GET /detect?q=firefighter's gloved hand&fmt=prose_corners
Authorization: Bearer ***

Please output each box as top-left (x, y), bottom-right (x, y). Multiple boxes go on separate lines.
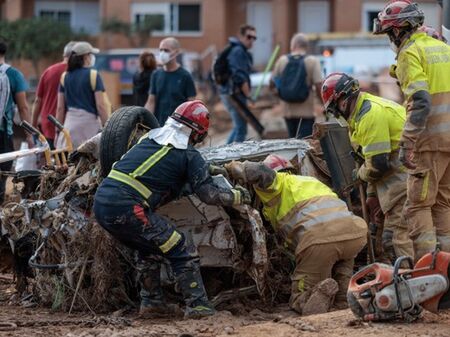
top-left (224, 161), bottom-right (247, 183)
top-left (352, 168), bottom-right (361, 183)
top-left (399, 146), bottom-right (416, 170)
top-left (209, 164), bottom-right (228, 177)
top-left (232, 185), bottom-right (252, 205)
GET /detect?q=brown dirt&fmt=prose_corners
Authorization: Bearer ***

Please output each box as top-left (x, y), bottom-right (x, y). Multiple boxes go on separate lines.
top-left (1, 274), bottom-right (450, 337)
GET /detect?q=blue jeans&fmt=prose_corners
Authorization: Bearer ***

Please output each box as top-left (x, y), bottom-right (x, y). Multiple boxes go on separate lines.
top-left (220, 94), bottom-right (247, 143)
top-left (284, 117), bottom-right (314, 139)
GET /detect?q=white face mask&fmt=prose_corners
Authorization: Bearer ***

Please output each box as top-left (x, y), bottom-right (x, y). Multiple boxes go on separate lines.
top-left (159, 51), bottom-right (171, 65)
top-left (389, 40), bottom-right (399, 54)
top-left (89, 54), bottom-right (96, 67)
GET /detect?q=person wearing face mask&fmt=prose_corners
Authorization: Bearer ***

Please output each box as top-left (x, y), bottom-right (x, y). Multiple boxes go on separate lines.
top-left (321, 72), bottom-right (413, 263)
top-left (144, 37), bottom-right (196, 126)
top-left (374, 1), bottom-right (450, 261)
top-left (55, 41), bottom-right (108, 149)
top-left (219, 24), bottom-right (256, 144)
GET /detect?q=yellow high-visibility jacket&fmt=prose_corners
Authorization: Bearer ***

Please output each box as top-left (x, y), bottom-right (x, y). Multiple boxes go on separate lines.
top-left (396, 31), bottom-right (450, 152)
top-left (254, 172), bottom-right (367, 253)
top-left (349, 92), bottom-right (407, 213)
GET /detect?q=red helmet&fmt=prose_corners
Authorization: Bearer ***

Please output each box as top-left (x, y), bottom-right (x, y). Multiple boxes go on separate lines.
top-left (418, 25), bottom-right (448, 43)
top-left (373, 1), bottom-right (424, 35)
top-left (171, 100), bottom-right (210, 143)
top-left (263, 154), bottom-right (294, 172)
top-left (321, 72), bottom-right (359, 117)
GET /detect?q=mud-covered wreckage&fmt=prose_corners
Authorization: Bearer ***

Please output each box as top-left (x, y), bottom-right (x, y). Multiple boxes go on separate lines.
top-left (0, 107), bottom-right (356, 313)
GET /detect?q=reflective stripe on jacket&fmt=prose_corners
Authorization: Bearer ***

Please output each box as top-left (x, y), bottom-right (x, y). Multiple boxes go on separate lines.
top-left (255, 173), bottom-right (367, 253)
top-left (349, 92), bottom-right (406, 158)
top-left (348, 93), bottom-right (407, 212)
top-left (396, 32), bottom-right (450, 152)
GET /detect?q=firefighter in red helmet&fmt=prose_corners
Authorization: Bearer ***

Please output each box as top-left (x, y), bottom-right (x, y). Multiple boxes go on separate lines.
top-left (94, 100), bottom-right (251, 319)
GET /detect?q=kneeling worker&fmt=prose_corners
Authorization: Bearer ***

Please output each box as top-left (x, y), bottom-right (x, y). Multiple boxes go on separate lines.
top-left (225, 155), bottom-right (367, 315)
top-left (94, 101), bottom-right (251, 318)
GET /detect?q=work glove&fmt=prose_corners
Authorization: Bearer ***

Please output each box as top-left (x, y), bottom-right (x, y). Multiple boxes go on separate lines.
top-left (352, 168), bottom-right (360, 183)
top-left (399, 146), bottom-right (416, 170)
top-left (232, 184), bottom-right (252, 205)
top-left (224, 161), bottom-right (247, 184)
top-left (209, 164), bottom-right (228, 177)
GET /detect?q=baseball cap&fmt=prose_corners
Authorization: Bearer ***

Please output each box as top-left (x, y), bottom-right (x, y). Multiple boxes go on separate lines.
top-left (72, 41), bottom-right (99, 55)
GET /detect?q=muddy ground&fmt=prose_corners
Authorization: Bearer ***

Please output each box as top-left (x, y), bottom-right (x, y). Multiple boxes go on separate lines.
top-left (1, 274), bottom-right (450, 337)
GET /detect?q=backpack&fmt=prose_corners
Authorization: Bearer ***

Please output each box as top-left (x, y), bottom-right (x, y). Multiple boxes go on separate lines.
top-left (212, 44), bottom-right (235, 85)
top-left (0, 64), bottom-right (11, 122)
top-left (60, 69), bottom-right (112, 115)
top-left (277, 54), bottom-right (310, 103)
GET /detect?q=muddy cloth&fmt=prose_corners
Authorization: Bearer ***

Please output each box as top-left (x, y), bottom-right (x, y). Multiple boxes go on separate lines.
top-left (290, 236), bottom-right (367, 314)
top-left (99, 138), bottom-right (236, 210)
top-left (404, 151), bottom-right (450, 261)
top-left (237, 162), bottom-right (367, 313)
top-left (394, 32), bottom-right (450, 261)
top-left (348, 92), bottom-right (413, 259)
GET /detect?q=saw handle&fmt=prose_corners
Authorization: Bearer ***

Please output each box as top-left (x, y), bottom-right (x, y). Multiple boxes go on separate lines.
top-left (20, 121), bottom-right (40, 137)
top-left (48, 115), bottom-right (64, 131)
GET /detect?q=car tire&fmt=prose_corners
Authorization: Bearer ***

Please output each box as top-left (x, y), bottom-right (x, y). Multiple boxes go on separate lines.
top-left (99, 106), bottom-right (159, 177)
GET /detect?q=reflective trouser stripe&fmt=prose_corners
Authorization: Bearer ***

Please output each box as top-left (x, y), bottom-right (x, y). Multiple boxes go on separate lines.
top-left (131, 145), bottom-right (172, 178)
top-left (108, 169), bottom-right (152, 199)
top-left (159, 231), bottom-right (182, 253)
top-left (430, 103), bottom-right (450, 115)
top-left (231, 189), bottom-right (241, 205)
top-left (278, 198), bottom-right (349, 240)
top-left (420, 171), bottom-right (430, 202)
top-left (363, 141), bottom-right (391, 155)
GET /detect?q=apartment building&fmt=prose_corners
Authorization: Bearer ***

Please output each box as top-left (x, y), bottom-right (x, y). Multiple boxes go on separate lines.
top-left (0, 0), bottom-right (443, 66)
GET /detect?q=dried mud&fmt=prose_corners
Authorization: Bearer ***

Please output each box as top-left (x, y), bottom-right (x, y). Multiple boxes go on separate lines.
top-left (1, 274), bottom-right (450, 337)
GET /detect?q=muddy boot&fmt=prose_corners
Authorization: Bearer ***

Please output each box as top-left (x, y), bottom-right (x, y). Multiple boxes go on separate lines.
top-left (301, 278), bottom-right (339, 316)
top-left (177, 268), bottom-right (216, 319)
top-left (138, 261), bottom-right (182, 318)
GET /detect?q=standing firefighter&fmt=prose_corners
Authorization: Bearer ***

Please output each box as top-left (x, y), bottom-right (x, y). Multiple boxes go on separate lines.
top-left (374, 1), bottom-right (450, 260)
top-left (321, 72), bottom-right (413, 261)
top-left (225, 155), bottom-right (367, 315)
top-left (94, 101), bottom-right (251, 318)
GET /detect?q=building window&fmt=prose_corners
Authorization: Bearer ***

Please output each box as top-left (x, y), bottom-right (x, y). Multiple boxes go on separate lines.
top-left (35, 1), bottom-right (100, 34)
top-left (131, 3), bottom-right (201, 35)
top-left (177, 4), bottom-right (201, 32)
top-left (366, 11), bottom-right (378, 32)
top-left (135, 14), bottom-right (165, 31)
top-left (39, 10), bottom-right (71, 26)
top-left (298, 1), bottom-right (330, 33)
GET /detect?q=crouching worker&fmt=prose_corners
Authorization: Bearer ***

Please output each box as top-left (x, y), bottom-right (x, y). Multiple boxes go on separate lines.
top-left (321, 72), bottom-right (413, 262)
top-left (94, 101), bottom-right (251, 319)
top-left (225, 155), bottom-right (367, 315)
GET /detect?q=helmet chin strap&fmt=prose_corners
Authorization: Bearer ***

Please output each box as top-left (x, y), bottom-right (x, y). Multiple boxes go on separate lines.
top-left (389, 27), bottom-right (414, 48)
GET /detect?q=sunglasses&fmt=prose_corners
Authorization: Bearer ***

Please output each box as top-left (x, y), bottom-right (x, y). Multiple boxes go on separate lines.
top-left (246, 34), bottom-right (257, 41)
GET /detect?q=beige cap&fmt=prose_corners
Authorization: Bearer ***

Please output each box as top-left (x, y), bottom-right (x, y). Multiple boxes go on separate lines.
top-left (72, 41), bottom-right (99, 55)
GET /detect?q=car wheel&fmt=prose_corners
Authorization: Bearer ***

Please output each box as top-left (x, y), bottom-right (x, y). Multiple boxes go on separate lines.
top-left (99, 106), bottom-right (159, 177)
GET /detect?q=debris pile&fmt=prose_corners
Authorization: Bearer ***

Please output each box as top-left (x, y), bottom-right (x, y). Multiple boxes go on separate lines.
top-left (1, 157), bottom-right (135, 312)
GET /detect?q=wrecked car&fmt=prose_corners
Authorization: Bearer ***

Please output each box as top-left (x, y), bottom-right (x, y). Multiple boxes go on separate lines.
top-left (0, 106), bottom-right (355, 313)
